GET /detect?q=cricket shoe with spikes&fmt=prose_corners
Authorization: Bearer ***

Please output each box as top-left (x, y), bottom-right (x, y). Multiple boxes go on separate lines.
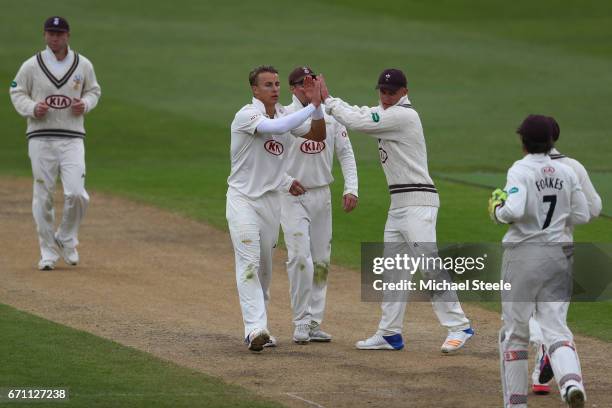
top-left (356, 333), bottom-right (404, 350)
top-left (441, 327), bottom-right (474, 353)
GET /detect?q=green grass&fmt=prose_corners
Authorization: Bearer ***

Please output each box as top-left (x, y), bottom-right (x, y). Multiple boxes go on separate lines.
top-left (1, 0), bottom-right (611, 399)
top-left (0, 304), bottom-right (283, 408)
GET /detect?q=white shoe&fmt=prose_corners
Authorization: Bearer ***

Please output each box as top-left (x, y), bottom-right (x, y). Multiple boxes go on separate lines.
top-left (293, 324), bottom-right (310, 344)
top-left (309, 322), bottom-right (332, 342)
top-left (246, 328), bottom-right (270, 352)
top-left (565, 386), bottom-right (585, 408)
top-left (55, 238), bottom-right (79, 266)
top-left (355, 333), bottom-right (404, 350)
top-left (263, 335), bottom-right (277, 348)
top-left (38, 259), bottom-right (56, 271)
top-left (441, 327), bottom-right (474, 353)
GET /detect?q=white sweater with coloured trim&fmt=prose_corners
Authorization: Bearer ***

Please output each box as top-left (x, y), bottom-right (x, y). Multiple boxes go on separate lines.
top-left (9, 48), bottom-right (101, 139)
top-left (325, 95), bottom-right (439, 209)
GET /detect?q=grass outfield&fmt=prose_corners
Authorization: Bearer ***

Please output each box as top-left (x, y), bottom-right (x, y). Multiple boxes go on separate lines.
top-left (0, 304), bottom-right (283, 408)
top-left (0, 0), bottom-right (610, 345)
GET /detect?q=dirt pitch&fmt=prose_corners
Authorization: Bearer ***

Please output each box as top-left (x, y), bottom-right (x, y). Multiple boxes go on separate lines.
top-left (0, 177), bottom-right (609, 408)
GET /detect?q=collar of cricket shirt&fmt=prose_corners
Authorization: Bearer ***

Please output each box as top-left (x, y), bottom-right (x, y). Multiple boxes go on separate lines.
top-left (378, 95), bottom-right (410, 109)
top-left (292, 94), bottom-right (305, 109)
top-left (43, 45), bottom-right (74, 63)
top-left (252, 97), bottom-right (285, 118)
top-left (526, 153), bottom-right (550, 162)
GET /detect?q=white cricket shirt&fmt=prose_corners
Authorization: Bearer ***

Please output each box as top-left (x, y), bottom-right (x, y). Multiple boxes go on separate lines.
top-left (227, 97), bottom-right (310, 199)
top-left (284, 95), bottom-right (358, 196)
top-left (496, 154), bottom-right (590, 243)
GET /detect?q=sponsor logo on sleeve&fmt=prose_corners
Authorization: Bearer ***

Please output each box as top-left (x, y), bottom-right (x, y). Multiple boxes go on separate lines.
top-left (508, 187), bottom-right (519, 194)
top-left (300, 140), bottom-right (326, 154)
top-left (371, 112), bottom-right (380, 122)
top-left (264, 139), bottom-right (284, 156)
top-left (10, 81), bottom-right (17, 88)
top-left (45, 95), bottom-right (72, 109)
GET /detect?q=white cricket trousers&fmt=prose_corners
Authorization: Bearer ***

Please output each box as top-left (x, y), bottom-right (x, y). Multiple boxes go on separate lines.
top-left (226, 187), bottom-right (281, 339)
top-left (499, 246), bottom-right (584, 408)
top-left (28, 138), bottom-right (89, 261)
top-left (280, 186), bottom-right (332, 326)
top-left (377, 205), bottom-right (470, 336)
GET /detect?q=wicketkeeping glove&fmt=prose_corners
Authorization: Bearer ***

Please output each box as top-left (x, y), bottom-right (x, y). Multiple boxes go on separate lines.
top-left (488, 188), bottom-right (508, 223)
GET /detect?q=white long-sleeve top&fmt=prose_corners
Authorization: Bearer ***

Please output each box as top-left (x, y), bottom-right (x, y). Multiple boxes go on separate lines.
top-left (284, 95), bottom-right (358, 196)
top-left (495, 154), bottom-right (590, 243)
top-left (9, 46), bottom-right (101, 139)
top-left (325, 95), bottom-right (438, 209)
top-left (550, 148), bottom-right (602, 220)
top-left (228, 97), bottom-right (314, 199)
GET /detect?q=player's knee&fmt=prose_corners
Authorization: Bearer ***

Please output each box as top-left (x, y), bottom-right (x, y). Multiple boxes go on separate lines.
top-left (285, 231), bottom-right (310, 254)
top-left (288, 251), bottom-right (311, 268)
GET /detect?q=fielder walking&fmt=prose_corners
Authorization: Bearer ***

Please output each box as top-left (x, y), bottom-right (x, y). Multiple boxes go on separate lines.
top-left (9, 16), bottom-right (101, 270)
top-left (227, 66), bottom-right (325, 352)
top-left (319, 69), bottom-right (473, 352)
top-left (490, 115), bottom-right (590, 408)
top-left (281, 66), bottom-right (358, 344)
top-left (528, 116), bottom-right (602, 395)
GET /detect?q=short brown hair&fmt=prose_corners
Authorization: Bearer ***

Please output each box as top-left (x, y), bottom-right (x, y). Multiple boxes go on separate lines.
top-left (249, 65), bottom-right (278, 86)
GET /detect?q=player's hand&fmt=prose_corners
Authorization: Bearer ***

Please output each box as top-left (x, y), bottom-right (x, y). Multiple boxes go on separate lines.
top-left (71, 98), bottom-right (86, 115)
top-left (342, 193), bottom-right (358, 212)
top-left (34, 101), bottom-right (49, 118)
top-left (318, 74), bottom-right (330, 101)
top-left (303, 76), bottom-right (320, 107)
top-left (289, 180), bottom-right (306, 196)
top-left (488, 188), bottom-right (508, 223)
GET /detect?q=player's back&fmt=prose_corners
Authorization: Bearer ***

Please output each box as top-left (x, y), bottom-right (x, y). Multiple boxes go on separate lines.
top-left (501, 154), bottom-right (588, 243)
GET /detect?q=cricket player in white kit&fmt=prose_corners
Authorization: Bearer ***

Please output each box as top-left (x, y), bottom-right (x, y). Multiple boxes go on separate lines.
top-left (281, 66), bottom-right (358, 344)
top-left (227, 66), bottom-right (326, 352)
top-left (490, 115), bottom-right (590, 408)
top-left (528, 117), bottom-right (602, 395)
top-left (319, 69), bottom-right (473, 352)
top-left (9, 16), bottom-right (101, 270)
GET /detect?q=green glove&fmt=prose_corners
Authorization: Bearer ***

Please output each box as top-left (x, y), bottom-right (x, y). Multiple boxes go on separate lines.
top-left (488, 188), bottom-right (508, 223)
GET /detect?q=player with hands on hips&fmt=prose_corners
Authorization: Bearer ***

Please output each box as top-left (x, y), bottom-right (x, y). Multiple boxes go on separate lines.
top-left (281, 66), bottom-right (359, 344)
top-left (226, 65), bottom-right (325, 352)
top-left (318, 70), bottom-right (474, 353)
top-left (9, 16), bottom-right (101, 271)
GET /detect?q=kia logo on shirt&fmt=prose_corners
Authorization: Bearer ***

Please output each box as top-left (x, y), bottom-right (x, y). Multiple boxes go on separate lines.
top-left (300, 140), bottom-right (326, 154)
top-left (542, 166), bottom-right (555, 175)
top-left (45, 95), bottom-right (72, 109)
top-left (264, 140), bottom-right (284, 156)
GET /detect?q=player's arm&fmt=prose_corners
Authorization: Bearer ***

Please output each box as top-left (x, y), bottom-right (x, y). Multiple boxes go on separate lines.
top-left (334, 124), bottom-right (359, 211)
top-left (319, 74), bottom-right (405, 137)
top-left (9, 62), bottom-right (38, 118)
top-left (574, 161), bottom-right (602, 219)
top-left (324, 97), bottom-right (406, 136)
top-left (79, 60), bottom-right (101, 114)
top-left (256, 105), bottom-right (316, 134)
top-left (492, 167), bottom-right (527, 224)
top-left (291, 76), bottom-right (325, 141)
top-left (568, 171), bottom-right (590, 226)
